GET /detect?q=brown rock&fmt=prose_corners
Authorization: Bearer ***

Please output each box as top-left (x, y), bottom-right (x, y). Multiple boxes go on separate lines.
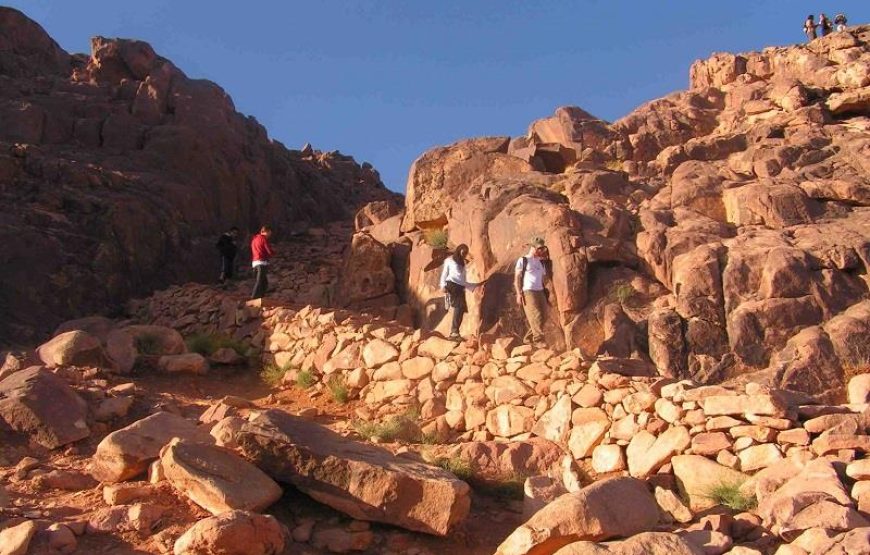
top-left (0, 520), bottom-right (37, 555)
top-left (173, 510), bottom-right (287, 555)
top-left (495, 477), bottom-right (659, 555)
top-left (213, 410), bottom-right (470, 536)
top-left (626, 426), bottom-right (690, 478)
top-left (159, 439), bottom-right (282, 515)
top-left (554, 532), bottom-right (704, 555)
top-left (157, 353), bottom-right (209, 374)
top-left (0, 366), bottom-right (90, 448)
top-left (91, 411), bottom-right (214, 482)
top-left (36, 330), bottom-right (111, 368)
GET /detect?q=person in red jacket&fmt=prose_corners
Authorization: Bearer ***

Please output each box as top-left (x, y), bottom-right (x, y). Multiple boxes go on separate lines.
top-left (250, 225), bottom-right (274, 299)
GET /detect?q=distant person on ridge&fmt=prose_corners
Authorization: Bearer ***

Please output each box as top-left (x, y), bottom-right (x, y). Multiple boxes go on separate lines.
top-left (514, 237), bottom-right (552, 347)
top-left (834, 13), bottom-right (847, 32)
top-left (439, 244), bottom-right (481, 341)
top-left (804, 15), bottom-right (818, 41)
top-left (250, 225), bottom-right (274, 300)
top-left (216, 226), bottom-right (239, 285)
top-left (819, 13), bottom-right (833, 36)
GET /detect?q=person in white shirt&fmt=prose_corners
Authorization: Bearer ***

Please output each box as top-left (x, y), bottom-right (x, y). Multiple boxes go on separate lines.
top-left (440, 244), bottom-right (480, 340)
top-left (514, 237), bottom-right (551, 346)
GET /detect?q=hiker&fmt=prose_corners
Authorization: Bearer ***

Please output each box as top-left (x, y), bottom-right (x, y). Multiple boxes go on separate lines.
top-left (250, 225), bottom-right (274, 300)
top-left (514, 237), bottom-right (552, 347)
top-left (216, 226), bottom-right (240, 284)
top-left (819, 13), bottom-right (833, 36)
top-left (439, 244), bottom-right (481, 341)
top-left (834, 13), bottom-right (847, 32)
top-left (804, 15), bottom-right (817, 41)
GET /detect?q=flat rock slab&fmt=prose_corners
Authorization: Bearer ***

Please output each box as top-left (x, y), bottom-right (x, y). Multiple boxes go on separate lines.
top-left (214, 409), bottom-right (470, 536)
top-left (160, 438), bottom-right (282, 515)
top-left (0, 366), bottom-right (90, 448)
top-left (91, 411), bottom-right (215, 482)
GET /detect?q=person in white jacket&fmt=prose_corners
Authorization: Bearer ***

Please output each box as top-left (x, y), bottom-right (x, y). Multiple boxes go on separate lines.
top-left (440, 244), bottom-right (480, 340)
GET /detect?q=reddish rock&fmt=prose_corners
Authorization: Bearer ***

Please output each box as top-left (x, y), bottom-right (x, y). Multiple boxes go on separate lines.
top-left (0, 366), bottom-right (90, 448)
top-left (213, 410), bottom-right (470, 536)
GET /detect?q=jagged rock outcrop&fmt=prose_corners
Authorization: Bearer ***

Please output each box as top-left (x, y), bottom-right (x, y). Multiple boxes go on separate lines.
top-left (392, 26), bottom-right (870, 400)
top-left (0, 7), bottom-right (400, 345)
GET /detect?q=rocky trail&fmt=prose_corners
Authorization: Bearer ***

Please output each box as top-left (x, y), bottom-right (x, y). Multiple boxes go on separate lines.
top-left (3, 6), bottom-right (870, 555)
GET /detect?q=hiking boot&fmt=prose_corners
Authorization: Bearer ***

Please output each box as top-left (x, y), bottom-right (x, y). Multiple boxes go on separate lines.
top-left (448, 333), bottom-right (463, 341)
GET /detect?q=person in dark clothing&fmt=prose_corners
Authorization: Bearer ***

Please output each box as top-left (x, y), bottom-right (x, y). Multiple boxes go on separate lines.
top-left (439, 244), bottom-right (481, 340)
top-left (819, 13), bottom-right (833, 36)
top-left (216, 227), bottom-right (240, 284)
top-left (250, 225), bottom-right (274, 300)
top-left (834, 13), bottom-right (848, 32)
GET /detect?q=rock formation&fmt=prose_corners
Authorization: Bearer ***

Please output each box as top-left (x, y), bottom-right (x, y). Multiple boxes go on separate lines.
top-left (0, 7), bottom-right (400, 345)
top-left (356, 26), bottom-right (870, 401)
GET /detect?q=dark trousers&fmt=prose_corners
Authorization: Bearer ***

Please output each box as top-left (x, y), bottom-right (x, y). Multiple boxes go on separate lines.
top-left (219, 255), bottom-right (235, 281)
top-left (445, 281), bottom-right (467, 335)
top-left (251, 265), bottom-right (268, 299)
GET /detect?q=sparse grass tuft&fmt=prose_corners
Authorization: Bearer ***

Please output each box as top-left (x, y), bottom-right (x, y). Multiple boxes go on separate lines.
top-left (135, 333), bottom-right (162, 355)
top-left (186, 333), bottom-right (248, 357)
top-left (433, 456), bottom-right (475, 481)
top-left (295, 369), bottom-right (317, 389)
top-left (706, 481), bottom-right (757, 512)
top-left (259, 362), bottom-right (289, 386)
top-left (842, 336), bottom-right (870, 382)
top-left (327, 375), bottom-right (350, 404)
top-left (611, 281), bottom-right (636, 305)
top-left (424, 228), bottom-right (449, 249)
top-left (604, 159), bottom-right (624, 171)
top-left (353, 408), bottom-right (422, 443)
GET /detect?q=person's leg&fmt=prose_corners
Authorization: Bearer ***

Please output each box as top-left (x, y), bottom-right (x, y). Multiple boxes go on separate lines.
top-left (450, 291), bottom-right (466, 337)
top-left (251, 266), bottom-right (266, 299)
top-left (523, 290), bottom-right (545, 343)
top-left (219, 256), bottom-right (229, 283)
top-left (226, 255), bottom-right (235, 280)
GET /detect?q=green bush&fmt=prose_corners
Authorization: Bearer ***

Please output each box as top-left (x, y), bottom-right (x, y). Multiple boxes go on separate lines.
top-left (134, 333), bottom-right (162, 355)
top-left (353, 408), bottom-right (422, 443)
top-left (433, 456), bottom-right (475, 481)
top-left (295, 369), bottom-right (317, 389)
top-left (259, 363), bottom-right (288, 386)
top-left (186, 333), bottom-right (248, 357)
top-left (612, 282), bottom-right (636, 305)
top-left (424, 228), bottom-right (448, 249)
top-left (327, 375), bottom-right (349, 404)
top-left (706, 481), bottom-right (757, 511)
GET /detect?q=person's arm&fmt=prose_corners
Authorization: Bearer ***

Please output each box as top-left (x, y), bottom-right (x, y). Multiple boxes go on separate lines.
top-left (264, 239), bottom-right (275, 258)
top-left (514, 258), bottom-right (524, 305)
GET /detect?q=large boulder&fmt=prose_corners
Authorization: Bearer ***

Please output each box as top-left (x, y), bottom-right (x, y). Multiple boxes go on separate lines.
top-left (212, 410), bottom-right (470, 536)
top-left (159, 438), bottom-right (282, 515)
top-left (36, 330), bottom-right (112, 368)
top-left (495, 477), bottom-right (659, 555)
top-left (173, 510), bottom-right (287, 555)
top-left (0, 366), bottom-right (89, 448)
top-left (334, 232), bottom-right (396, 307)
top-left (91, 412), bottom-right (215, 482)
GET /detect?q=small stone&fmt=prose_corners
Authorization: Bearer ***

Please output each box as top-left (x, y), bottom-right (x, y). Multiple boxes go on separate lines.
top-left (591, 444), bottom-right (626, 474)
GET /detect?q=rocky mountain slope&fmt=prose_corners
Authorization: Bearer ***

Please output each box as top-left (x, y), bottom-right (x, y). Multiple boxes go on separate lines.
top-left (359, 26), bottom-right (870, 401)
top-left (0, 7), bottom-right (400, 346)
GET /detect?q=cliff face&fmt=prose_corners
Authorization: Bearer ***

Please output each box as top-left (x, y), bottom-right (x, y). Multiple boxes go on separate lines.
top-left (385, 26), bottom-right (870, 400)
top-left (0, 8), bottom-right (400, 345)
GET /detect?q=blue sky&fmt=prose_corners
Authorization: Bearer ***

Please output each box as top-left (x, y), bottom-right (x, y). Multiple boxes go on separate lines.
top-left (8, 1), bottom-right (867, 192)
